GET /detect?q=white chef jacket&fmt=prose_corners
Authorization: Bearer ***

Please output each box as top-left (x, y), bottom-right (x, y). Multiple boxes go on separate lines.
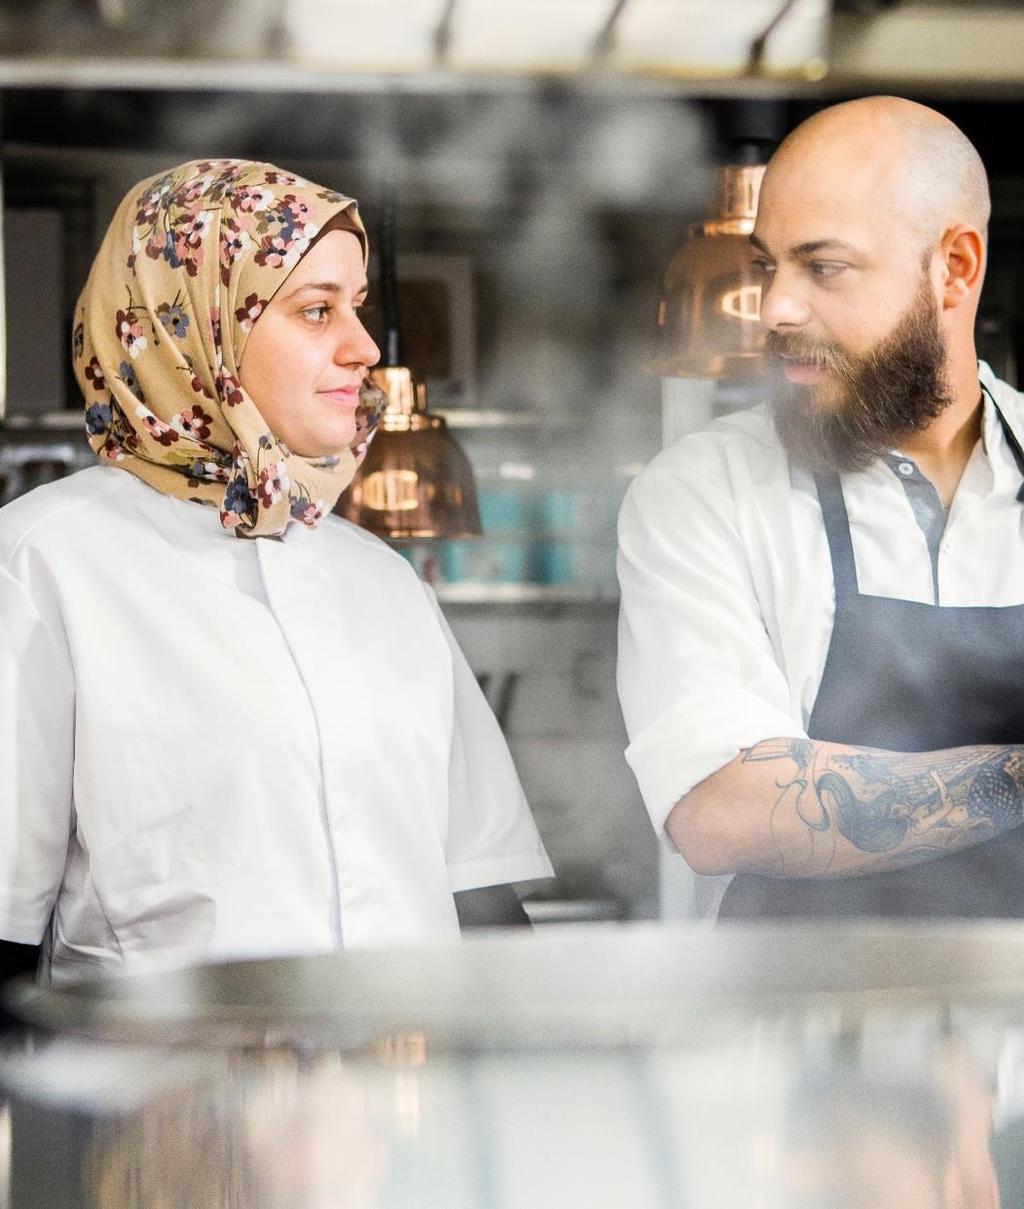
top-left (0, 464), bottom-right (552, 984)
top-left (617, 363), bottom-right (1024, 910)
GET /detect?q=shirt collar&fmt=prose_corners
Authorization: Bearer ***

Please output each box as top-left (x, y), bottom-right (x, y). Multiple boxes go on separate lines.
top-left (144, 480), bottom-right (311, 548)
top-left (858, 362), bottom-right (1022, 499)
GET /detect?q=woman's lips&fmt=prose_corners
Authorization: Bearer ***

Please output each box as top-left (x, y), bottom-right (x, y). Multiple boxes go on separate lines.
top-left (782, 360), bottom-right (827, 386)
top-left (319, 386), bottom-right (361, 407)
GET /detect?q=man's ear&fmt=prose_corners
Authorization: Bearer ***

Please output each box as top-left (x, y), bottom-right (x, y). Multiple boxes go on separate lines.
top-left (939, 224), bottom-right (985, 311)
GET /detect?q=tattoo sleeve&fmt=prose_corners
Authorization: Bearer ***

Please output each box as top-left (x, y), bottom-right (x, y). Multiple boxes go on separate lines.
top-left (740, 739), bottom-right (1024, 877)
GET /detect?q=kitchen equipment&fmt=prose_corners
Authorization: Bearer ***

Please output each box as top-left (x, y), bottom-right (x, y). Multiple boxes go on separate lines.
top-left (440, 537), bottom-right (530, 585)
top-left (13, 922), bottom-right (1024, 1048)
top-left (0, 422), bottom-right (93, 505)
top-left (2, 923), bottom-right (1024, 1199)
top-left (3, 923), bottom-right (1024, 1207)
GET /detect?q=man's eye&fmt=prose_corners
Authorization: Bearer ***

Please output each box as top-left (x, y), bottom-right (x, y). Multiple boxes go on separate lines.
top-left (750, 258), bottom-right (775, 276)
top-left (302, 304), bottom-right (330, 323)
top-left (809, 261), bottom-right (847, 279)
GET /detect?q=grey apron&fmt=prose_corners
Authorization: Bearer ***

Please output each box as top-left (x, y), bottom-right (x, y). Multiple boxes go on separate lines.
top-left (720, 405), bottom-right (1024, 919)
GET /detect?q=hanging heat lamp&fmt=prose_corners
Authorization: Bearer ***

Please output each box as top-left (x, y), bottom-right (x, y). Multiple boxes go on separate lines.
top-left (651, 153), bottom-right (767, 380)
top-left (338, 188), bottom-right (482, 539)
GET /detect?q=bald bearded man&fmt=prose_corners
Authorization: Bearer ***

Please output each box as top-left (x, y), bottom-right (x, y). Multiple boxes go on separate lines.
top-left (617, 97), bottom-right (1024, 919)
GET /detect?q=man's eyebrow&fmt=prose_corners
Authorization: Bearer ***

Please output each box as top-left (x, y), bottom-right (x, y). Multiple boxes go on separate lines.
top-left (750, 234), bottom-right (863, 258)
top-left (791, 239), bottom-right (862, 257)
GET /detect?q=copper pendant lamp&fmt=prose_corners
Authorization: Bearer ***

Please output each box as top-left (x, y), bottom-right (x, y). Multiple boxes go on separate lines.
top-left (338, 189), bottom-right (481, 540)
top-left (651, 159), bottom-right (767, 380)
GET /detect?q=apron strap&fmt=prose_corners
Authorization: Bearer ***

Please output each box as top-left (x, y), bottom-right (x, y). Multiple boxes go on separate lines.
top-left (814, 385), bottom-right (1024, 603)
top-left (986, 385), bottom-right (1024, 499)
top-left (814, 472), bottom-right (860, 599)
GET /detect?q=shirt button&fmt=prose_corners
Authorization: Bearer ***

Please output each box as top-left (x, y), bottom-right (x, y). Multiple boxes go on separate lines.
top-left (897, 461), bottom-right (915, 477)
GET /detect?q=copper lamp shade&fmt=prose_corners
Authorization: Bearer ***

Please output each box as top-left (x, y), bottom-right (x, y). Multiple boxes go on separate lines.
top-left (652, 162), bottom-right (767, 380)
top-left (339, 366), bottom-right (482, 540)
top-left (336, 183), bottom-right (482, 541)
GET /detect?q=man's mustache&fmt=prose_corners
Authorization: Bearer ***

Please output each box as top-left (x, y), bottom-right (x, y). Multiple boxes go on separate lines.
top-left (764, 331), bottom-right (854, 378)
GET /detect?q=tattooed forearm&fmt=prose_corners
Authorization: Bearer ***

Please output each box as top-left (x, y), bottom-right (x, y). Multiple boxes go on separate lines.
top-left (738, 739), bottom-right (1024, 877)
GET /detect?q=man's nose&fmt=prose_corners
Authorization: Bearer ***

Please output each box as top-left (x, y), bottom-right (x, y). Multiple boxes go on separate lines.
top-left (758, 275), bottom-right (811, 331)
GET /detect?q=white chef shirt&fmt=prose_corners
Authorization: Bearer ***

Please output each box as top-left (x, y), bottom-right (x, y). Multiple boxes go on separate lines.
top-left (0, 464), bottom-right (552, 984)
top-left (617, 363), bottom-right (1024, 909)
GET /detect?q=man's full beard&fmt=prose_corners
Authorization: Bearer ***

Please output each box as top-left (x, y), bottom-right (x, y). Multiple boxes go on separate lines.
top-left (768, 279), bottom-right (954, 474)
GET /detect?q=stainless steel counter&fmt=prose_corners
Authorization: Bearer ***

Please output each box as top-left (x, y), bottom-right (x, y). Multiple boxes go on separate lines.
top-left (3, 921), bottom-right (1023, 1207)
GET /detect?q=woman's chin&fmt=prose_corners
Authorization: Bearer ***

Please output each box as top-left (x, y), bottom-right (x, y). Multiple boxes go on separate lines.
top-left (289, 424), bottom-right (356, 459)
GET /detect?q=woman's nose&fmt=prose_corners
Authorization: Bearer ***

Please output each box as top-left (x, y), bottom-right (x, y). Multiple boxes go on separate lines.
top-left (339, 316), bottom-right (380, 369)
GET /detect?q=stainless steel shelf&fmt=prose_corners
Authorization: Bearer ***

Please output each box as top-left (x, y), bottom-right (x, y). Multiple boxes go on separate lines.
top-left (435, 409), bottom-right (572, 431)
top-left (522, 898), bottom-right (623, 925)
top-left (434, 582), bottom-right (618, 606)
top-left (3, 412), bottom-right (84, 430)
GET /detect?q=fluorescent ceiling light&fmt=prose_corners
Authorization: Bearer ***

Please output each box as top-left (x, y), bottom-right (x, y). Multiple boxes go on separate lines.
top-left (284, 0), bottom-right (442, 69)
top-left (281, 0), bottom-right (828, 77)
top-left (446, 0), bottom-right (613, 70)
top-left (611, 0), bottom-right (828, 76)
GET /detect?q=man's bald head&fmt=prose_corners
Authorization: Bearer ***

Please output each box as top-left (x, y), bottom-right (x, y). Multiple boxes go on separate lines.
top-left (767, 96), bottom-right (990, 250)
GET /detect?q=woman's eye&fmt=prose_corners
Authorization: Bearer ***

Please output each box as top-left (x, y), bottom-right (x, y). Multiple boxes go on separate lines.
top-left (302, 304), bottom-right (330, 323)
top-left (750, 258), bottom-right (775, 277)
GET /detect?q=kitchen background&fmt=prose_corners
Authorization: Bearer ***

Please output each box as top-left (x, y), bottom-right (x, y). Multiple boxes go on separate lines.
top-left (2, 0), bottom-right (1024, 924)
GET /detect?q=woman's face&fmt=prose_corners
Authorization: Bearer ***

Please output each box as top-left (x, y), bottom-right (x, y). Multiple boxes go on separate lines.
top-left (239, 229), bottom-right (380, 457)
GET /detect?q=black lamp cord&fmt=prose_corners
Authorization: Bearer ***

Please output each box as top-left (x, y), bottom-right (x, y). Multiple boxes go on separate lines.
top-left (377, 182), bottom-right (402, 368)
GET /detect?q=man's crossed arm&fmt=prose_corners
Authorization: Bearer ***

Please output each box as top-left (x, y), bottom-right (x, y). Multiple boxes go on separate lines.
top-left (667, 738), bottom-right (1024, 878)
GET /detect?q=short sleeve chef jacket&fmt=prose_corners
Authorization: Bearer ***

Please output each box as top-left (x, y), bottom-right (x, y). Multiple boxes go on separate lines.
top-left (617, 363), bottom-right (1024, 908)
top-left (0, 464), bottom-right (552, 984)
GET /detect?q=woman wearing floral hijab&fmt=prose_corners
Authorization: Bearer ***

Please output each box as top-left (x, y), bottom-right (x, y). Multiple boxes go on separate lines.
top-left (0, 160), bottom-right (551, 986)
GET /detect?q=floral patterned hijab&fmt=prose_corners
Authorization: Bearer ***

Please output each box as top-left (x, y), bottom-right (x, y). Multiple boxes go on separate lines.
top-left (73, 159), bottom-right (384, 538)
